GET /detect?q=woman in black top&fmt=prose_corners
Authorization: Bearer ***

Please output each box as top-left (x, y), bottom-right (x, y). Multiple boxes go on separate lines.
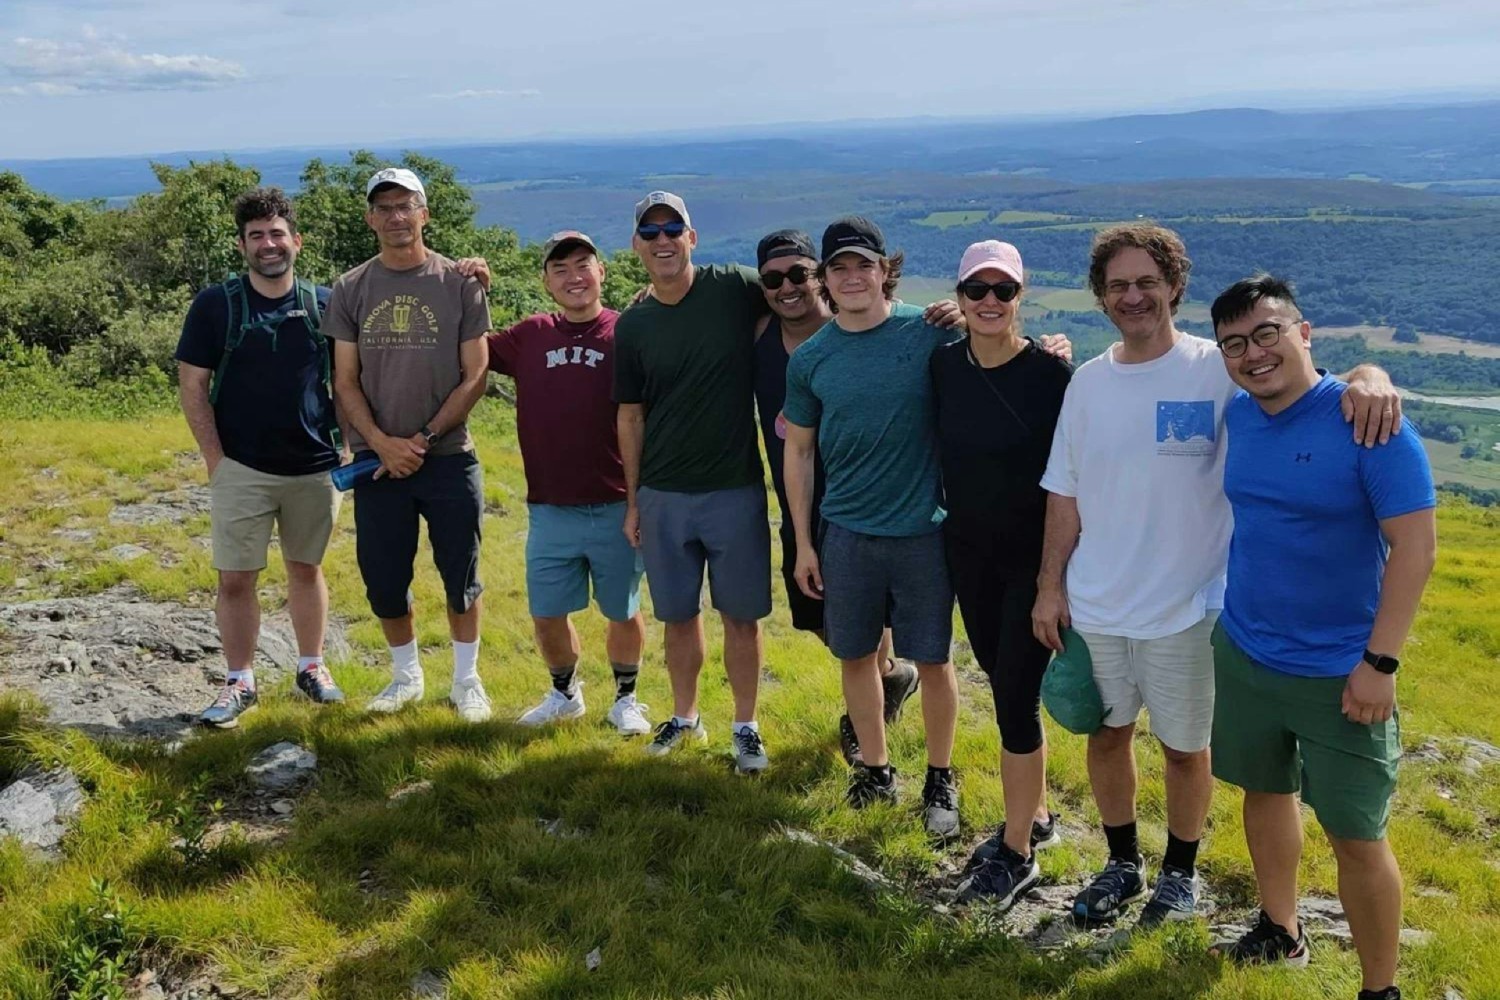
top-left (932, 240), bottom-right (1072, 907)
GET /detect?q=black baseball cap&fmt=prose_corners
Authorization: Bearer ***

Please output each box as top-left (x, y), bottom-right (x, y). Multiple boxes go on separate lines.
top-left (756, 229), bottom-right (817, 269)
top-left (820, 216), bottom-right (886, 264)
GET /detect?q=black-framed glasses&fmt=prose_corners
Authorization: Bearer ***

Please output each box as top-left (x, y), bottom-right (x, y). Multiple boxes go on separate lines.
top-left (958, 279), bottom-right (1021, 303)
top-left (1217, 320), bottom-right (1295, 358)
top-left (636, 221), bottom-right (687, 241)
top-left (761, 265), bottom-right (812, 290)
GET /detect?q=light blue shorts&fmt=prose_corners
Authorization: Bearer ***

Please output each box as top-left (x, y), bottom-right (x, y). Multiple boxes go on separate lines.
top-left (526, 502), bottom-right (644, 621)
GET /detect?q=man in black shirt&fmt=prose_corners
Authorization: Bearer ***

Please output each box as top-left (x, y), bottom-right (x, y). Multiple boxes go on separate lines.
top-left (176, 187), bottom-right (347, 727)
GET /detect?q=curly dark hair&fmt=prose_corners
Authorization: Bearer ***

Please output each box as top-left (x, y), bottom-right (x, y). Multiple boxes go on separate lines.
top-left (814, 251), bottom-right (904, 313)
top-left (1087, 223), bottom-right (1191, 313)
top-left (233, 187), bottom-right (297, 238)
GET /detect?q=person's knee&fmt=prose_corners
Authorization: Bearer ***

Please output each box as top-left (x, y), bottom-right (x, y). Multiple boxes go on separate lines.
top-left (1327, 833), bottom-right (1395, 868)
top-left (533, 614), bottom-right (570, 639)
top-left (719, 613), bottom-right (760, 637)
top-left (1000, 726), bottom-right (1044, 756)
top-left (1090, 723), bottom-right (1135, 752)
top-left (218, 570), bottom-right (258, 601)
top-left (284, 560), bottom-right (322, 584)
top-left (1161, 743), bottom-right (1210, 767)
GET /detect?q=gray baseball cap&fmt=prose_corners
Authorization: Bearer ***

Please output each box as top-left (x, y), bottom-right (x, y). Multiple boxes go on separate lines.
top-left (541, 230), bottom-right (600, 264)
top-left (633, 190), bottom-right (691, 227)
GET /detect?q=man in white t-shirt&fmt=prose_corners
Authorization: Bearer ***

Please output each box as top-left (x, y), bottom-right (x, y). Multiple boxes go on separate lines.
top-left (1032, 223), bottom-right (1402, 928)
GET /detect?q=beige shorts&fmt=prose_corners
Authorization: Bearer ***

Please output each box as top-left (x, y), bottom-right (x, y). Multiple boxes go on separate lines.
top-left (210, 457), bottom-right (340, 572)
top-left (1076, 612), bottom-right (1219, 753)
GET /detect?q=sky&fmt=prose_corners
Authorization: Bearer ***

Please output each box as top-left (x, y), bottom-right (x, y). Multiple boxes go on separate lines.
top-left (2, 0), bottom-right (1499, 160)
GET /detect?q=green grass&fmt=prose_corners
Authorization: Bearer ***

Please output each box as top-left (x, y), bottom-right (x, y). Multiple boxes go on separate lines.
top-left (914, 210), bottom-right (991, 229)
top-left (1, 408), bottom-right (1498, 998)
top-left (992, 211), bottom-right (1074, 225)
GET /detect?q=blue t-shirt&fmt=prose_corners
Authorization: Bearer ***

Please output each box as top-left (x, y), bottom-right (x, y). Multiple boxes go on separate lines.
top-left (1221, 374), bottom-right (1436, 678)
top-left (175, 280), bottom-right (340, 477)
top-left (783, 302), bottom-right (958, 536)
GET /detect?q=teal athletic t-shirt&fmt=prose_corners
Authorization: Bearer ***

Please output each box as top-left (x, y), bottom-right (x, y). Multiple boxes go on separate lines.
top-left (783, 302), bottom-right (960, 537)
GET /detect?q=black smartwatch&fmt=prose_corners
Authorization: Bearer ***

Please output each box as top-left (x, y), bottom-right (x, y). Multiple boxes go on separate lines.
top-left (1362, 648), bottom-right (1400, 675)
top-left (421, 425), bottom-right (439, 448)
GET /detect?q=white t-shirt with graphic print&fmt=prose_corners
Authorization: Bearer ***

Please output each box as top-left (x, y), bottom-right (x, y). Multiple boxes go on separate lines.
top-left (1039, 334), bottom-right (1236, 640)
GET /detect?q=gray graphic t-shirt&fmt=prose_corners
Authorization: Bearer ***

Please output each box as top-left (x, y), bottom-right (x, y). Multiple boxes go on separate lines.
top-left (324, 252), bottom-right (490, 454)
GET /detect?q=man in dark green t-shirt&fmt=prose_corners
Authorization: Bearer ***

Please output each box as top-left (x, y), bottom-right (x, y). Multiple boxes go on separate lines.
top-left (613, 191), bottom-right (773, 773)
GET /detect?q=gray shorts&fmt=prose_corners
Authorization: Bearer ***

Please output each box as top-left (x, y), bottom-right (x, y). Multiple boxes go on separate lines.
top-left (820, 521), bottom-right (953, 663)
top-left (637, 484), bottom-right (771, 623)
top-left (1076, 612), bottom-right (1218, 753)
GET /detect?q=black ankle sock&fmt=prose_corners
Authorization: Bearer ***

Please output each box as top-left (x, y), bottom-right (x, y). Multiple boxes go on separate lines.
top-left (550, 667), bottom-right (577, 695)
top-left (1357, 988), bottom-right (1400, 1000)
top-left (865, 763), bottom-right (893, 785)
top-left (611, 661), bottom-right (638, 699)
top-left (1103, 821), bottom-right (1140, 862)
top-left (926, 765), bottom-right (952, 783)
top-left (1163, 831), bottom-right (1200, 873)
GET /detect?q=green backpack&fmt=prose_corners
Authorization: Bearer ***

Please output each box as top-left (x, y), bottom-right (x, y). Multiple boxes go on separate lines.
top-left (210, 273), bottom-right (341, 449)
top-left (1040, 627), bottom-right (1108, 735)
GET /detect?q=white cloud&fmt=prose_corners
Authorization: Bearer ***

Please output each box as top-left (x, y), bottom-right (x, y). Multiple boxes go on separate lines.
top-left (2, 27), bottom-right (244, 96)
top-left (430, 88), bottom-right (542, 100)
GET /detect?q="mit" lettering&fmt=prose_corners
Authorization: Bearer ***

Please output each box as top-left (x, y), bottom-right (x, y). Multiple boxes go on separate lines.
top-left (545, 345), bottom-right (606, 369)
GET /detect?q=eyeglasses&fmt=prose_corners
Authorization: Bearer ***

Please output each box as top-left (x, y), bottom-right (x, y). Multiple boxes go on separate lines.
top-left (636, 222), bottom-right (688, 241)
top-left (958, 279), bottom-right (1021, 303)
top-left (761, 265), bottom-right (812, 290)
top-left (1104, 276), bottom-right (1163, 296)
top-left (1217, 320), bottom-right (1296, 358)
top-left (371, 201), bottom-right (421, 218)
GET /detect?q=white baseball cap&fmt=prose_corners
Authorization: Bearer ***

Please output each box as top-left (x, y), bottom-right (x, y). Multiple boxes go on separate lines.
top-left (365, 167), bottom-right (426, 202)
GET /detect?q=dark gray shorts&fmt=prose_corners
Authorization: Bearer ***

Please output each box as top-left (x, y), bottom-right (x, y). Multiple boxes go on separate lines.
top-left (820, 521), bottom-right (953, 663)
top-left (637, 484), bottom-right (771, 623)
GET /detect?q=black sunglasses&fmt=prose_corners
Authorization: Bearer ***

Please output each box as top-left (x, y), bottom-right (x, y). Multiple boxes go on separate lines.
top-left (958, 279), bottom-right (1021, 303)
top-left (760, 265), bottom-right (813, 290)
top-left (636, 221), bottom-right (687, 241)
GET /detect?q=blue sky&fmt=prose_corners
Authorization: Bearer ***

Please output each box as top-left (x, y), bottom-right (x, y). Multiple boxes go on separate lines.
top-left (2, 0), bottom-right (1498, 160)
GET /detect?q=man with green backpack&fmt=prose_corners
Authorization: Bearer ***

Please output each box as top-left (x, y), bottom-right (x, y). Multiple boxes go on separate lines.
top-left (176, 186), bottom-right (346, 727)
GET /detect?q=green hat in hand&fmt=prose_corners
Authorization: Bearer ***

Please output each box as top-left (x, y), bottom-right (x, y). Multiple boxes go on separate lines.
top-left (1041, 627), bottom-right (1107, 735)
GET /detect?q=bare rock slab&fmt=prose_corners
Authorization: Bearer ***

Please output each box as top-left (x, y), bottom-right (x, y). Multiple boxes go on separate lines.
top-left (246, 742), bottom-right (317, 792)
top-left (0, 768), bottom-right (85, 851)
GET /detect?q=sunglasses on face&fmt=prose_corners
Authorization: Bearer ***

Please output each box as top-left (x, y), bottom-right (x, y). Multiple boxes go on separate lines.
top-left (957, 279), bottom-right (1021, 303)
top-left (760, 265), bottom-right (813, 290)
top-left (636, 221), bottom-right (687, 241)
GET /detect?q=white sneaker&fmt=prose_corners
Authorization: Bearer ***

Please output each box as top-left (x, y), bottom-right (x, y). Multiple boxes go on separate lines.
top-left (449, 680), bottom-right (493, 723)
top-left (367, 675), bottom-right (424, 714)
top-left (605, 694), bottom-right (651, 735)
top-left (645, 717), bottom-right (707, 756)
top-left (517, 685), bottom-right (586, 727)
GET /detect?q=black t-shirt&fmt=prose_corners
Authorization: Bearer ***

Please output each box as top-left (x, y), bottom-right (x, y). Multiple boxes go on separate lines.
top-left (931, 337), bottom-right (1072, 576)
top-left (753, 316), bottom-right (825, 532)
top-left (175, 279), bottom-right (340, 476)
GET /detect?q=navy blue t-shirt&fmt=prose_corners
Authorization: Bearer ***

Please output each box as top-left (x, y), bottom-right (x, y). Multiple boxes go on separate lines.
top-left (175, 279), bottom-right (340, 476)
top-left (753, 316), bottom-right (825, 534)
top-left (1221, 374), bottom-right (1436, 678)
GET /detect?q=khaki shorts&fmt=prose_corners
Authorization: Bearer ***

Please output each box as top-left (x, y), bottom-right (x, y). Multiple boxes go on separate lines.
top-left (210, 457), bottom-right (340, 572)
top-left (1076, 612), bottom-right (1218, 753)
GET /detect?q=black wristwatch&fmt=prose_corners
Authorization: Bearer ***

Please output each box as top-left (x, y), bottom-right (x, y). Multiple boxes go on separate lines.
top-left (1362, 648), bottom-right (1400, 675)
top-left (421, 425), bottom-right (439, 448)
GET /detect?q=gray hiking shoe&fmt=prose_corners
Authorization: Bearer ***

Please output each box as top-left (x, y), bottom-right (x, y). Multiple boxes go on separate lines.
top-left (881, 659), bottom-right (920, 724)
top-left (731, 725), bottom-right (769, 774)
top-left (922, 768), bottom-right (961, 839)
top-left (199, 681), bottom-right (257, 728)
top-left (1138, 864), bottom-right (1200, 928)
top-left (645, 717), bottom-right (707, 757)
top-left (1072, 854), bottom-right (1147, 924)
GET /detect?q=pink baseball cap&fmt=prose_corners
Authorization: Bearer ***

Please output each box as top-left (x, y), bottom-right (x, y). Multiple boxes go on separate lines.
top-left (957, 240), bottom-right (1024, 284)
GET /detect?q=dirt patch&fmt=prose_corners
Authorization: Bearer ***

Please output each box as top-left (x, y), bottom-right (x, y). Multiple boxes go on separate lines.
top-left (0, 585), bottom-right (349, 740)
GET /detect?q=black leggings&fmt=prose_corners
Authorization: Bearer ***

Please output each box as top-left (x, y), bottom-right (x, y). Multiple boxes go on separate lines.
top-left (945, 531), bottom-right (1051, 754)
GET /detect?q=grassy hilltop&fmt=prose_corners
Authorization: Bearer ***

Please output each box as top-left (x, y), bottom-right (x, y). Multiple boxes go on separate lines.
top-left (0, 402), bottom-right (1497, 1000)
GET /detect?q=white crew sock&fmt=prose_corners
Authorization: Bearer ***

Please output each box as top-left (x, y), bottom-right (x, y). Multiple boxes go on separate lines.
top-left (733, 719), bottom-right (759, 734)
top-left (452, 639), bottom-right (480, 687)
top-left (671, 714), bottom-right (700, 730)
top-left (226, 668), bottom-right (255, 690)
top-left (297, 655), bottom-right (323, 674)
top-left (389, 640), bottom-right (422, 682)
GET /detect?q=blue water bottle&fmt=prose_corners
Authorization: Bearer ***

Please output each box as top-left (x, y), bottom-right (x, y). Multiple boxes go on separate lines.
top-left (331, 456), bottom-right (382, 491)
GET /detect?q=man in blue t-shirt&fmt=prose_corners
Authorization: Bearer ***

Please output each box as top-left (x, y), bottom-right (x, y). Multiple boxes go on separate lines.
top-left (783, 216), bottom-right (964, 838)
top-left (1206, 275), bottom-right (1436, 1000)
top-left (176, 187), bottom-right (347, 727)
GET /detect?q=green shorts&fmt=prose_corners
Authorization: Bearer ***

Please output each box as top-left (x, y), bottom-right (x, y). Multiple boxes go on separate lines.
top-left (1210, 622), bottom-right (1400, 841)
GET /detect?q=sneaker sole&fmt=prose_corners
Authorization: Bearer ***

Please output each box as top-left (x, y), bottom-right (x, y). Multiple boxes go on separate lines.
top-left (199, 703), bottom-right (256, 729)
top-left (518, 707), bottom-right (586, 726)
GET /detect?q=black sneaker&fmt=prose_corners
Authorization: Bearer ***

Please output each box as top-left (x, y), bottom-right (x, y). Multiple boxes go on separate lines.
top-left (1071, 854), bottom-right (1147, 924)
top-left (1138, 864), bottom-right (1200, 928)
top-left (956, 842), bottom-right (1039, 909)
top-left (965, 811), bottom-right (1062, 872)
top-left (295, 663), bottom-right (345, 704)
top-left (837, 714), bottom-right (863, 766)
top-left (921, 769), bottom-right (960, 839)
top-left (847, 765), bottom-right (899, 808)
top-left (881, 659), bottom-right (920, 724)
top-left (1357, 989), bottom-right (1400, 1000)
top-left (1217, 909), bottom-right (1309, 967)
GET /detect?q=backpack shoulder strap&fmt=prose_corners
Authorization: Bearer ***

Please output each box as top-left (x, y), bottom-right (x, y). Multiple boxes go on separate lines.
top-left (296, 278), bottom-right (342, 450)
top-left (210, 274), bottom-right (250, 406)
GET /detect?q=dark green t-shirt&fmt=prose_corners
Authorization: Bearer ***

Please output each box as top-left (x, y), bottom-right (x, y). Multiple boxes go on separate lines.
top-left (613, 264), bottom-right (768, 492)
